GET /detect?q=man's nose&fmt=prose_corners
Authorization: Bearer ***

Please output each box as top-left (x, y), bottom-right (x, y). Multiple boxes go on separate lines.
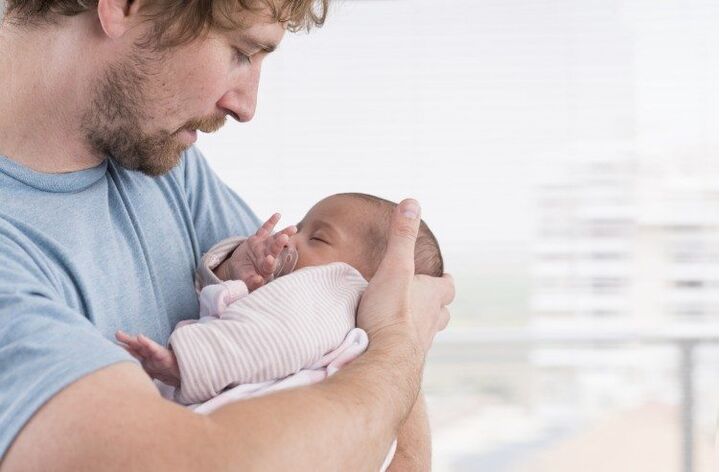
top-left (217, 66), bottom-right (261, 122)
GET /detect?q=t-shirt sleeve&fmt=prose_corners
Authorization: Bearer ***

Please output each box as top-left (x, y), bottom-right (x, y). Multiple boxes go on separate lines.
top-left (181, 146), bottom-right (261, 255)
top-left (0, 229), bottom-right (134, 459)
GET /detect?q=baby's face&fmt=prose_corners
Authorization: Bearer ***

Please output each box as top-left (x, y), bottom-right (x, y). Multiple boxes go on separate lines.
top-left (288, 195), bottom-right (376, 280)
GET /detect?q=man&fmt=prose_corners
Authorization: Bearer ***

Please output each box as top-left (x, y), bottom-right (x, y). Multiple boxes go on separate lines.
top-left (0, 1), bottom-right (454, 470)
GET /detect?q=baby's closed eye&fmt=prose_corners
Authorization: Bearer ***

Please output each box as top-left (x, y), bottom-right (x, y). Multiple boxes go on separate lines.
top-left (309, 232), bottom-right (331, 244)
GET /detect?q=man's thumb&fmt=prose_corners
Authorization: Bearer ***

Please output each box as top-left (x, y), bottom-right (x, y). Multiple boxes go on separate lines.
top-left (379, 199), bottom-right (421, 275)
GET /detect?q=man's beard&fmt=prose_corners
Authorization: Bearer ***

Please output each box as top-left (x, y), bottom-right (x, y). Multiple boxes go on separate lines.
top-left (81, 53), bottom-right (225, 177)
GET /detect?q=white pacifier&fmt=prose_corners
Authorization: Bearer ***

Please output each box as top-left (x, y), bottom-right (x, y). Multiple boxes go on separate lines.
top-left (273, 245), bottom-right (298, 278)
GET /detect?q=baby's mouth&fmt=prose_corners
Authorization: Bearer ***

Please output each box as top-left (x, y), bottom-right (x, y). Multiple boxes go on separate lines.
top-left (274, 246), bottom-right (298, 278)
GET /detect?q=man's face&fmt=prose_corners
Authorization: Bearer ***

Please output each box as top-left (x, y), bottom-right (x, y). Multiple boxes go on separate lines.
top-left (83, 11), bottom-right (285, 176)
top-left (290, 195), bottom-right (377, 280)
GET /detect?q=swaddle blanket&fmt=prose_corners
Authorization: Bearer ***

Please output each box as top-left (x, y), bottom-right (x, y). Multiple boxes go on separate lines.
top-left (159, 261), bottom-right (396, 469)
top-left (170, 262), bottom-right (368, 405)
top-left (184, 327), bottom-right (396, 472)
top-left (190, 327), bottom-right (369, 413)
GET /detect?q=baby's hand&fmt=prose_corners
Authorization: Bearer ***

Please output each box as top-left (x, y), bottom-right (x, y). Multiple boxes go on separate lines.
top-left (220, 213), bottom-right (297, 291)
top-left (115, 330), bottom-right (181, 387)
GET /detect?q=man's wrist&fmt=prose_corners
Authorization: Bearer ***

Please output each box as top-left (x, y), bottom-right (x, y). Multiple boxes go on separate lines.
top-left (364, 325), bottom-right (426, 406)
top-left (366, 324), bottom-right (425, 372)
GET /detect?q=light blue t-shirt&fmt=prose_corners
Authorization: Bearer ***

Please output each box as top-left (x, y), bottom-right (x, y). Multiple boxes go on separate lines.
top-left (0, 146), bottom-right (260, 457)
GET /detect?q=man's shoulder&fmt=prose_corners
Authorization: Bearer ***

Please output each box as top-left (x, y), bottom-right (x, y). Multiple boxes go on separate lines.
top-left (0, 216), bottom-right (37, 262)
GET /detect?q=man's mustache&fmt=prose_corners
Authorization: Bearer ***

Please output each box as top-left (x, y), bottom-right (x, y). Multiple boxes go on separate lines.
top-left (183, 115), bottom-right (227, 134)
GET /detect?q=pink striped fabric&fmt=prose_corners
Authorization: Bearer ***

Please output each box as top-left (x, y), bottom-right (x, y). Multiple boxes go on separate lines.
top-left (170, 262), bottom-right (368, 405)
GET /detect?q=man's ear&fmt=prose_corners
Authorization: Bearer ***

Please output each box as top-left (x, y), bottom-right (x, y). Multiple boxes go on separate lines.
top-left (97, 0), bottom-right (143, 39)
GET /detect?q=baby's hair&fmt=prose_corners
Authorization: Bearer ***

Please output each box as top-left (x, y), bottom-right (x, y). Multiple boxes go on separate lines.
top-left (334, 193), bottom-right (444, 278)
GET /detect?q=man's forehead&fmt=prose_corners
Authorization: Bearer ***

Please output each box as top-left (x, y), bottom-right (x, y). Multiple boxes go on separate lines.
top-left (225, 11), bottom-right (286, 50)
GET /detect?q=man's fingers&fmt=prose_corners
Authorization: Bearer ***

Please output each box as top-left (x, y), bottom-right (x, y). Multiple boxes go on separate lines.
top-left (438, 306), bottom-right (451, 331)
top-left (440, 273), bottom-right (456, 306)
top-left (377, 199), bottom-right (421, 276)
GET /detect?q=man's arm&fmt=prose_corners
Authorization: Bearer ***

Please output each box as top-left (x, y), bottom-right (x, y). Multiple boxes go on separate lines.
top-left (388, 392), bottom-right (432, 471)
top-left (1, 338), bottom-right (415, 471)
top-left (2, 327), bottom-right (422, 470)
top-left (2, 199), bottom-right (454, 471)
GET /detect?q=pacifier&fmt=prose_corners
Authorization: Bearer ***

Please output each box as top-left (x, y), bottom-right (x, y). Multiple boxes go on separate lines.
top-left (273, 245), bottom-right (298, 279)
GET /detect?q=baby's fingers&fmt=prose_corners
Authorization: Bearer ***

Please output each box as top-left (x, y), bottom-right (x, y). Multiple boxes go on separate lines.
top-left (137, 334), bottom-right (166, 357)
top-left (268, 233), bottom-right (289, 257)
top-left (245, 274), bottom-right (265, 292)
top-left (124, 347), bottom-right (146, 363)
top-left (277, 225), bottom-right (297, 238)
top-left (255, 213), bottom-right (281, 239)
top-left (116, 331), bottom-right (146, 352)
top-left (115, 335), bottom-right (146, 362)
top-left (115, 330), bottom-right (136, 345)
top-left (260, 254), bottom-right (276, 277)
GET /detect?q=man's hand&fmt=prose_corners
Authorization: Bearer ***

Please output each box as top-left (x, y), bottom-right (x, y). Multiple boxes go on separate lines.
top-left (215, 213), bottom-right (297, 291)
top-left (357, 199), bottom-right (454, 355)
top-left (115, 330), bottom-right (181, 387)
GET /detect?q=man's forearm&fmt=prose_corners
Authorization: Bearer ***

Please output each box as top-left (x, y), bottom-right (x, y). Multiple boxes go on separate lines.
top-left (209, 327), bottom-right (425, 470)
top-left (387, 392), bottom-right (431, 471)
top-left (3, 332), bottom-right (425, 472)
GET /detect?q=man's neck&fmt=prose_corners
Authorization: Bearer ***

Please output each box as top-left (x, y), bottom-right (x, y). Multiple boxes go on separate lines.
top-left (0, 17), bottom-right (104, 173)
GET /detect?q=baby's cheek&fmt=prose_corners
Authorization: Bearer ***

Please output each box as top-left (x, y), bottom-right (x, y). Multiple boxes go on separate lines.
top-left (293, 250), bottom-right (319, 271)
top-left (294, 249), bottom-right (339, 272)
top-left (353, 259), bottom-right (375, 281)
top-left (293, 253), bottom-right (308, 271)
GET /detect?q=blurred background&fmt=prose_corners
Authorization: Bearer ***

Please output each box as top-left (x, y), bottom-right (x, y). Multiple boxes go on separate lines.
top-left (195, 0), bottom-right (718, 470)
top-left (4, 0), bottom-right (715, 470)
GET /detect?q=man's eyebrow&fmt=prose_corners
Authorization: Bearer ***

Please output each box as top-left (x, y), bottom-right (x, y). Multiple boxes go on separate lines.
top-left (247, 39), bottom-right (278, 53)
top-left (259, 42), bottom-right (278, 53)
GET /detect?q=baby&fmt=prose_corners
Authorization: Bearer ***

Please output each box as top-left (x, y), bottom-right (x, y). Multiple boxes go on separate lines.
top-left (116, 192), bottom-right (443, 406)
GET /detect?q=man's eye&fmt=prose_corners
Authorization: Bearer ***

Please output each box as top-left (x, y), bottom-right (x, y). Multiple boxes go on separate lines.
top-left (233, 47), bottom-right (251, 65)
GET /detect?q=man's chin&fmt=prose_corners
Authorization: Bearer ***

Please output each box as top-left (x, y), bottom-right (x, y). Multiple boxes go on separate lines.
top-left (109, 140), bottom-right (188, 177)
top-left (140, 144), bottom-right (188, 176)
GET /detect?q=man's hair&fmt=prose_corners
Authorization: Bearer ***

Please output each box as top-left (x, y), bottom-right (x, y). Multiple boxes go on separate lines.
top-left (5, 0), bottom-right (329, 47)
top-left (336, 193), bottom-right (445, 278)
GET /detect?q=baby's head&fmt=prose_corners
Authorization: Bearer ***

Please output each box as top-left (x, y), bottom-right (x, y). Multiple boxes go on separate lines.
top-left (288, 193), bottom-right (444, 280)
